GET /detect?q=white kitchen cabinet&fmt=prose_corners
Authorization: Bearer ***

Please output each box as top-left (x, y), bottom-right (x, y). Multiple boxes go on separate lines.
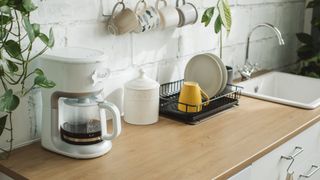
top-left (227, 166), bottom-right (252, 180)
top-left (295, 154), bottom-right (320, 180)
top-left (236, 122), bottom-right (320, 180)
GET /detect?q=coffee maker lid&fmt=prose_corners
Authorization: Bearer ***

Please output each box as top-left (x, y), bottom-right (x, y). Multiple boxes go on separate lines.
top-left (41, 47), bottom-right (105, 63)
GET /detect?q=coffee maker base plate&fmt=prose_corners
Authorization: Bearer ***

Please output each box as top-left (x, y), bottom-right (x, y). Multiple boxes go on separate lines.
top-left (42, 138), bottom-right (112, 159)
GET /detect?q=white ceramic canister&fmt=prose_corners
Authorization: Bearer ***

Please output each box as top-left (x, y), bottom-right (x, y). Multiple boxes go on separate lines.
top-left (124, 69), bottom-right (160, 125)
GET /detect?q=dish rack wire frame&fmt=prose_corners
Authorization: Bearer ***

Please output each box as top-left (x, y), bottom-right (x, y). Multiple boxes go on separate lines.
top-left (159, 79), bottom-right (242, 124)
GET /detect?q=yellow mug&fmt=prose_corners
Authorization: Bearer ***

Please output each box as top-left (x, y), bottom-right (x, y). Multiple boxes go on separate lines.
top-left (178, 81), bottom-right (210, 113)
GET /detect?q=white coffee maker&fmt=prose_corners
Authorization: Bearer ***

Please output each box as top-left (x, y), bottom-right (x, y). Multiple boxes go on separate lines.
top-left (38, 47), bottom-right (121, 159)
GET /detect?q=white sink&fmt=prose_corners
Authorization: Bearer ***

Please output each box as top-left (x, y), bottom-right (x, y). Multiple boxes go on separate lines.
top-left (237, 72), bottom-right (320, 109)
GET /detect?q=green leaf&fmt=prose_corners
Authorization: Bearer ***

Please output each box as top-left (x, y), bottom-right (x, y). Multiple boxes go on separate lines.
top-left (0, 15), bottom-right (12, 25)
top-left (22, 0), bottom-right (37, 12)
top-left (0, 0), bottom-right (8, 7)
top-left (297, 45), bottom-right (314, 60)
top-left (217, 0), bottom-right (232, 33)
top-left (296, 33), bottom-right (313, 45)
top-left (307, 1), bottom-right (320, 8)
top-left (6, 60), bottom-right (18, 73)
top-left (34, 75), bottom-right (56, 88)
top-left (214, 15), bottom-right (222, 33)
top-left (39, 28), bottom-right (54, 48)
top-left (0, 28), bottom-right (8, 40)
top-left (48, 28), bottom-right (54, 48)
top-left (0, 63), bottom-right (4, 76)
top-left (38, 33), bottom-right (49, 45)
top-left (32, 23), bottom-right (40, 36)
top-left (201, 7), bottom-right (215, 27)
top-left (0, 90), bottom-right (20, 112)
top-left (311, 17), bottom-right (320, 29)
top-left (307, 72), bottom-right (320, 78)
top-left (34, 68), bottom-right (43, 75)
top-left (297, 45), bottom-right (313, 53)
top-left (0, 115), bottom-right (7, 136)
top-left (300, 61), bottom-right (320, 78)
top-left (7, 0), bottom-right (26, 14)
top-left (0, 5), bottom-right (11, 14)
top-left (4, 40), bottom-right (23, 60)
top-left (23, 16), bottom-right (35, 42)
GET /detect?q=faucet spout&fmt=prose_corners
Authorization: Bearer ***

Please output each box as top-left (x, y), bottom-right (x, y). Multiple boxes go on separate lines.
top-left (239, 23), bottom-right (285, 81)
top-left (245, 23), bottom-right (285, 64)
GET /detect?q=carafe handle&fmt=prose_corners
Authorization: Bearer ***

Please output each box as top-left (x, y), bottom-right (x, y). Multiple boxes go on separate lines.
top-left (98, 101), bottom-right (121, 140)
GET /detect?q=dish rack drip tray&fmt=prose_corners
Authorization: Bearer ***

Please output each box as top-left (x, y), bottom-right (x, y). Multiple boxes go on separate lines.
top-left (159, 80), bottom-right (242, 125)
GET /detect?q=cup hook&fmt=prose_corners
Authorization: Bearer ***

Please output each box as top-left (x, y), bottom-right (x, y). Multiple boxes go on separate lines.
top-left (176, 0), bottom-right (186, 7)
top-left (102, 0), bottom-right (125, 17)
top-left (135, 0), bottom-right (147, 13)
top-left (156, 0), bottom-right (167, 10)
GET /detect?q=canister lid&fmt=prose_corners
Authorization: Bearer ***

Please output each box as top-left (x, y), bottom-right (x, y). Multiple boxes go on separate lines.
top-left (125, 69), bottom-right (160, 90)
top-left (41, 47), bottom-right (105, 64)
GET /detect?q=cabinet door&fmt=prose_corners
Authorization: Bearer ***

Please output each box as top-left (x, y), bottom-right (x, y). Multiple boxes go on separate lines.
top-left (228, 166), bottom-right (252, 180)
top-left (251, 122), bottom-right (319, 180)
top-left (295, 154), bottom-right (320, 180)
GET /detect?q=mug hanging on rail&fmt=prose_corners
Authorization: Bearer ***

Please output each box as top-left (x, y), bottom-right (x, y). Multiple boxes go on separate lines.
top-left (176, 0), bottom-right (198, 27)
top-left (107, 1), bottom-right (139, 35)
top-left (134, 0), bottom-right (161, 33)
top-left (156, 0), bottom-right (180, 29)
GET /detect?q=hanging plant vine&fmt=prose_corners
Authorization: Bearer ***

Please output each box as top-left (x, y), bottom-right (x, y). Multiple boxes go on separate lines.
top-left (0, 0), bottom-right (55, 159)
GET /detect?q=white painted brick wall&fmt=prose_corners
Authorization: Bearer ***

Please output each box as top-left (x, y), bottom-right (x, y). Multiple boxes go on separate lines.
top-left (0, 0), bottom-right (306, 148)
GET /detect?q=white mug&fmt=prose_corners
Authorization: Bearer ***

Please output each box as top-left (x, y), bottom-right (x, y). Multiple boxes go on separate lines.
top-left (176, 0), bottom-right (198, 27)
top-left (107, 2), bottom-right (139, 35)
top-left (156, 0), bottom-right (180, 29)
top-left (134, 0), bottom-right (161, 33)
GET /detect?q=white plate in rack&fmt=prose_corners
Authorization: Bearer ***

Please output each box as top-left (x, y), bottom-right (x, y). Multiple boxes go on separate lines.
top-left (205, 53), bottom-right (228, 94)
top-left (184, 54), bottom-right (224, 98)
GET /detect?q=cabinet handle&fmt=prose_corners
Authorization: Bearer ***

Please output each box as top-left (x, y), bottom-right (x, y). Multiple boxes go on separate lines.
top-left (299, 165), bottom-right (320, 178)
top-left (281, 146), bottom-right (304, 173)
top-left (281, 146), bottom-right (304, 160)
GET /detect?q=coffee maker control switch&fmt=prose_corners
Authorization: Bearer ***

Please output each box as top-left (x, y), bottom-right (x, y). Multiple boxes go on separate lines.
top-left (92, 68), bottom-right (110, 86)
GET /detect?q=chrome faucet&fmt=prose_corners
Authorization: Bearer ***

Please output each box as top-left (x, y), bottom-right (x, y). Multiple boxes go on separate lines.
top-left (238, 23), bottom-right (285, 81)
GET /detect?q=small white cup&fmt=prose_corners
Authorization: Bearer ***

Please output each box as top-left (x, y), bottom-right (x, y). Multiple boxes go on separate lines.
top-left (176, 0), bottom-right (198, 27)
top-left (156, 0), bottom-right (180, 29)
top-left (134, 0), bottom-right (161, 33)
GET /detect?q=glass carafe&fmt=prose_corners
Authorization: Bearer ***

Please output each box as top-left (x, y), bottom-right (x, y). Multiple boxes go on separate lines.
top-left (60, 97), bottom-right (121, 145)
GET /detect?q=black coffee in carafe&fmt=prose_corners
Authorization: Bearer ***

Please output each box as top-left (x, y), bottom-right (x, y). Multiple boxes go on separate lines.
top-left (60, 119), bottom-right (103, 145)
top-left (60, 97), bottom-right (108, 145)
top-left (63, 119), bottom-right (101, 134)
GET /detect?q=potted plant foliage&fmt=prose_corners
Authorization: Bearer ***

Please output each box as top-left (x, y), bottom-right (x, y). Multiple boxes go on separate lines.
top-left (0, 0), bottom-right (55, 158)
top-left (294, 0), bottom-right (320, 78)
top-left (201, 0), bottom-right (232, 59)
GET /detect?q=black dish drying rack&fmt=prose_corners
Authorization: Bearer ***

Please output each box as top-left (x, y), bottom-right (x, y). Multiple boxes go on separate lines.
top-left (159, 80), bottom-right (242, 125)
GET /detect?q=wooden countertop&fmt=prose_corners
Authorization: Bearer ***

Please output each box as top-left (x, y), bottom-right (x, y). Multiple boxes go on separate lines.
top-left (1, 97), bottom-right (320, 180)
